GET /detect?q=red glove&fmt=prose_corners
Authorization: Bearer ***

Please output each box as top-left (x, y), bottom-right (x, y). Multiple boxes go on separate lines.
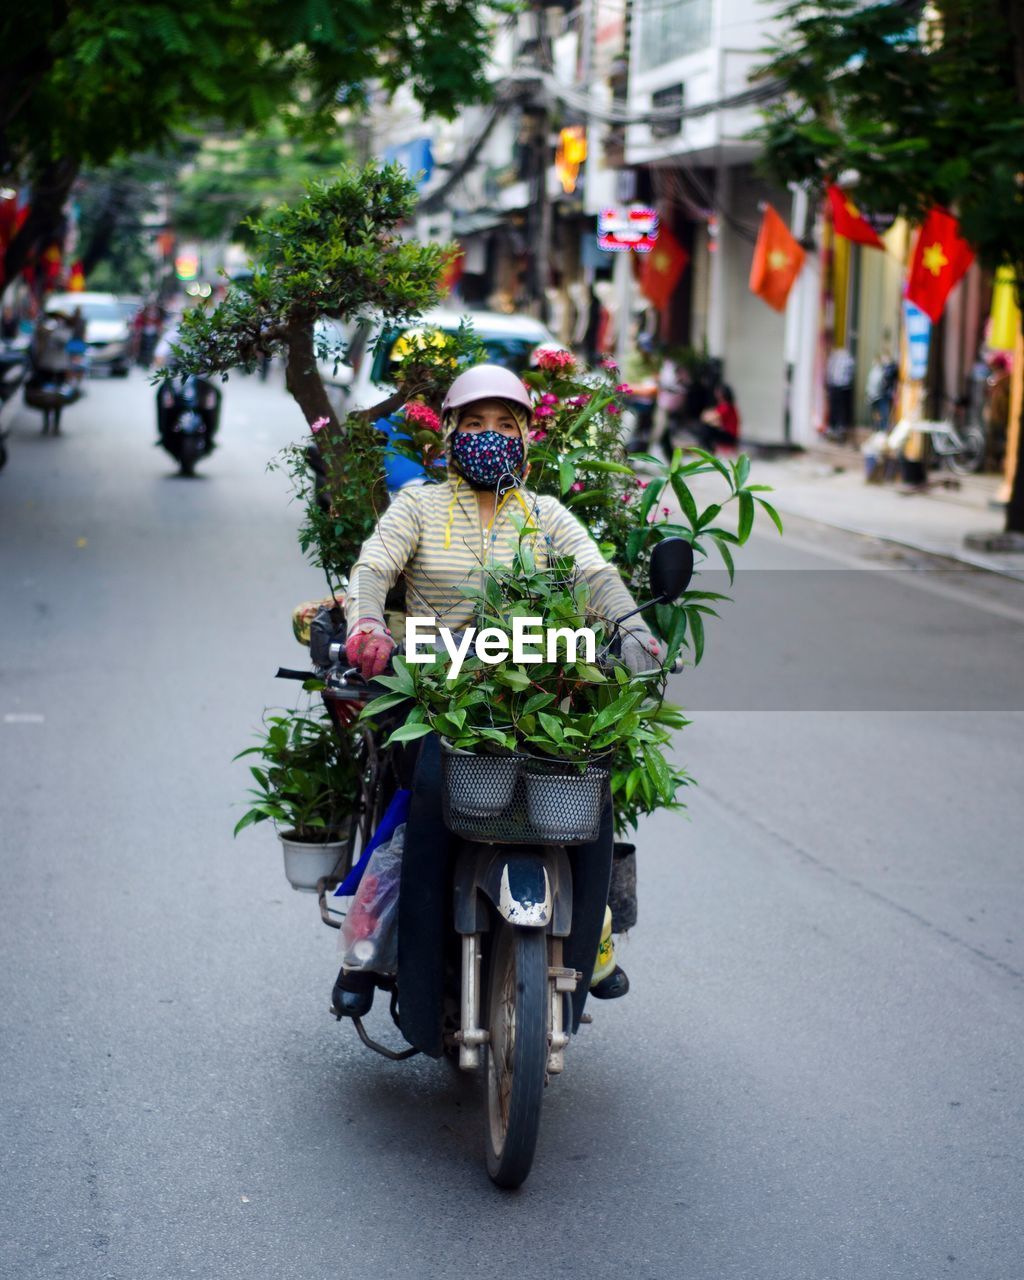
top-left (345, 618), bottom-right (395, 678)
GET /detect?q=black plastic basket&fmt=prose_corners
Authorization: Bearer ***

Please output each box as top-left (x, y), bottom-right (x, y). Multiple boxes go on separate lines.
top-left (440, 743), bottom-right (608, 845)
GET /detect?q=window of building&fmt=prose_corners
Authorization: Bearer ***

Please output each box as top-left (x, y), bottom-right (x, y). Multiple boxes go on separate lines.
top-left (651, 83), bottom-right (684, 138)
top-left (636, 0), bottom-right (711, 74)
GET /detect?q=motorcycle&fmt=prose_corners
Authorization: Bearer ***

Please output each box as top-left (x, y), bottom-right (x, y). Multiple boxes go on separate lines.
top-left (280, 537), bottom-right (694, 1188)
top-left (157, 374), bottom-right (220, 476)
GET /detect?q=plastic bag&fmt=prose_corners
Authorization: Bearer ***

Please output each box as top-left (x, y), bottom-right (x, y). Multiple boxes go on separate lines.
top-left (338, 823), bottom-right (404, 974)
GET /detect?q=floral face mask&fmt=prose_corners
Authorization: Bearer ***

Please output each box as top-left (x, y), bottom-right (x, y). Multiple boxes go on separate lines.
top-left (450, 430), bottom-right (525, 490)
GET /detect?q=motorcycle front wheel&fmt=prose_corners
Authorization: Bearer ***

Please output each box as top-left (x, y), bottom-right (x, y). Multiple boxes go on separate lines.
top-left (178, 434), bottom-right (204, 477)
top-left (484, 922), bottom-right (548, 1189)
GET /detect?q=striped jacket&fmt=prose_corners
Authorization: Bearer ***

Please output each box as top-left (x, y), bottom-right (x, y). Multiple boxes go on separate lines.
top-left (345, 477), bottom-right (639, 630)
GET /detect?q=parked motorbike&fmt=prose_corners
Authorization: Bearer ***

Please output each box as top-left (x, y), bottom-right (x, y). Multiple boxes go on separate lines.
top-left (281, 538), bottom-right (694, 1188)
top-left (0, 344), bottom-right (28, 470)
top-left (157, 374), bottom-right (220, 476)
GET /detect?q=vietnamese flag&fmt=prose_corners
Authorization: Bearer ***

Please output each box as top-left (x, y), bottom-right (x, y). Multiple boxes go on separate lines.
top-left (906, 208), bottom-right (974, 323)
top-left (639, 225), bottom-right (689, 310)
top-left (749, 205), bottom-right (805, 312)
top-left (440, 246), bottom-right (464, 295)
top-left (826, 185), bottom-right (884, 249)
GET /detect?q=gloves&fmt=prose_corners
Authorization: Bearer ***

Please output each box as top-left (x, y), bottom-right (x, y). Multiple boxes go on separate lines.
top-left (345, 617), bottom-right (395, 678)
top-left (621, 628), bottom-right (663, 675)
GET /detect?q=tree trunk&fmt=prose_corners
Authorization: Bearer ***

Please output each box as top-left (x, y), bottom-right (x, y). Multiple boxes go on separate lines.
top-left (284, 320), bottom-right (337, 431)
top-left (0, 157), bottom-right (79, 292)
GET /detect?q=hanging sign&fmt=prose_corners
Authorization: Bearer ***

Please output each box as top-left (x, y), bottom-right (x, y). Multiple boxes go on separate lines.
top-left (598, 206), bottom-right (660, 253)
top-left (903, 301), bottom-right (932, 381)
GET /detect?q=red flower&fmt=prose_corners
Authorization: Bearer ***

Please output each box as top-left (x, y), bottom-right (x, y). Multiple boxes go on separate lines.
top-left (535, 347), bottom-right (576, 372)
top-left (534, 404), bottom-right (554, 418)
top-left (405, 402), bottom-right (441, 432)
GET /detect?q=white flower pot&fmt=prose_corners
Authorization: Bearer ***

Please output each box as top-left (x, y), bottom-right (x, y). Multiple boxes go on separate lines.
top-left (279, 829), bottom-right (348, 892)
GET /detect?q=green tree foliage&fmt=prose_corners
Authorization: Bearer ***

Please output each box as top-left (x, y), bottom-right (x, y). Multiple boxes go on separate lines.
top-left (75, 153), bottom-right (178, 290)
top-left (0, 0), bottom-right (493, 285)
top-left (172, 118), bottom-right (353, 245)
top-left (756, 0), bottom-right (1024, 271)
top-left (756, 0), bottom-right (1024, 531)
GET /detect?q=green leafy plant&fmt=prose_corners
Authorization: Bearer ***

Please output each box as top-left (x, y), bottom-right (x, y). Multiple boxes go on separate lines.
top-left (274, 413), bottom-right (388, 595)
top-left (234, 706), bottom-right (361, 841)
top-left (359, 547), bottom-right (692, 835)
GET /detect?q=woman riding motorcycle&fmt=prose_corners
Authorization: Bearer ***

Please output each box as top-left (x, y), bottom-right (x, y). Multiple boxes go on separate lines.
top-left (335, 364), bottom-right (662, 1033)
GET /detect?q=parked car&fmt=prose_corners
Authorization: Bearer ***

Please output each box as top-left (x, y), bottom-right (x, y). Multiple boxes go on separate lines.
top-left (314, 317), bottom-right (354, 393)
top-left (334, 308), bottom-right (558, 415)
top-left (44, 291), bottom-right (131, 377)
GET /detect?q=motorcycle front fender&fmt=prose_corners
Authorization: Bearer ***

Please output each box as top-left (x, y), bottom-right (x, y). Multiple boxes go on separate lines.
top-left (453, 844), bottom-right (572, 935)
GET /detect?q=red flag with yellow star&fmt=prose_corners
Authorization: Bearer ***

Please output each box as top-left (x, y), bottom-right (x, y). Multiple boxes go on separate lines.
top-left (639, 225), bottom-right (689, 310)
top-left (749, 205), bottom-right (805, 312)
top-left (906, 208), bottom-right (974, 323)
top-left (826, 184), bottom-right (884, 249)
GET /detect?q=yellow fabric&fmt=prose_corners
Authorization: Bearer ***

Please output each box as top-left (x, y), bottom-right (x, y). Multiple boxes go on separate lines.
top-left (589, 906), bottom-right (616, 986)
top-left (989, 266), bottom-right (1020, 352)
top-left (345, 477), bottom-right (639, 631)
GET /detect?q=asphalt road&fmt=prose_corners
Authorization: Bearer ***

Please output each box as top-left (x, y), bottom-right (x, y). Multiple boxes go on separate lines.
top-left (2, 370), bottom-right (1022, 1279)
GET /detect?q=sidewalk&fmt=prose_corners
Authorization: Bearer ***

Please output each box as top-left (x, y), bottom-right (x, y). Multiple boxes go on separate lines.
top-left (739, 443), bottom-right (1024, 580)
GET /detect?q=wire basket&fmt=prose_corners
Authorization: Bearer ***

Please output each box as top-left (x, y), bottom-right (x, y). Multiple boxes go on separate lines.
top-left (440, 743), bottom-right (608, 845)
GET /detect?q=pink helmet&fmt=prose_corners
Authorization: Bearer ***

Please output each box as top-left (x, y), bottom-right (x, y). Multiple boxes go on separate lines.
top-left (441, 364), bottom-right (533, 421)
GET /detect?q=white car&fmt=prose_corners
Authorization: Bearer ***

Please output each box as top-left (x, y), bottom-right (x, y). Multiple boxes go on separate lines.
top-left (331, 308), bottom-right (559, 415)
top-left (45, 291), bottom-right (131, 376)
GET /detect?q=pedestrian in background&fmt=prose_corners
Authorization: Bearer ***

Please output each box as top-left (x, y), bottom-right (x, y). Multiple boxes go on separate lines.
top-left (623, 333), bottom-right (660, 452)
top-left (826, 344), bottom-right (855, 442)
top-left (653, 354), bottom-right (687, 461)
top-left (866, 350), bottom-right (897, 432)
top-left (698, 383), bottom-right (741, 454)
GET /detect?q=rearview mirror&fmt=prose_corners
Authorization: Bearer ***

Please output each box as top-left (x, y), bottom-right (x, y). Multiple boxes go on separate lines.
top-left (649, 537), bottom-right (694, 604)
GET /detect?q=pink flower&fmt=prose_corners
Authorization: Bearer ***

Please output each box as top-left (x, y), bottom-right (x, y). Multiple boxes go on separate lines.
top-left (607, 405), bottom-right (620, 415)
top-left (566, 393), bottom-right (591, 408)
top-left (540, 392), bottom-right (559, 406)
top-left (405, 401), bottom-right (442, 432)
top-left (623, 492), bottom-right (633, 504)
top-left (534, 404), bottom-right (554, 418)
top-left (616, 383), bottom-right (632, 394)
top-left (310, 416), bottom-right (330, 434)
top-left (529, 428), bottom-right (548, 442)
top-left (535, 348), bottom-right (576, 372)
top-left (601, 357), bottom-right (619, 371)
top-left (571, 481), bottom-right (584, 492)
top-left (662, 506), bottom-right (670, 516)
top-left (635, 478), bottom-right (649, 489)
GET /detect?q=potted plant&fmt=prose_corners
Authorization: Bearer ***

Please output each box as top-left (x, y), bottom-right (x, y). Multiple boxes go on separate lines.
top-left (234, 705), bottom-right (362, 890)
top-left (359, 547), bottom-right (692, 837)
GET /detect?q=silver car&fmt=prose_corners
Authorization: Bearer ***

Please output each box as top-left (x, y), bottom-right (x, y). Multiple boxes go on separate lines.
top-left (45, 291), bottom-right (132, 377)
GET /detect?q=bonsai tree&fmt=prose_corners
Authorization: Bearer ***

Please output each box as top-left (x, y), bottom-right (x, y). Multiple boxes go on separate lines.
top-left (171, 162), bottom-right (452, 442)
